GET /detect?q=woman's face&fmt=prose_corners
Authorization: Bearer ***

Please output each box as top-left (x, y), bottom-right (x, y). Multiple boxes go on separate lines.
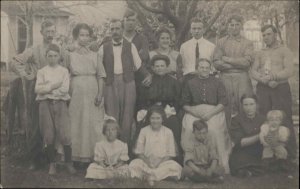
top-left (149, 112), bottom-right (163, 130)
top-left (242, 98), bottom-right (257, 117)
top-left (77, 28), bottom-right (90, 47)
top-left (158, 32), bottom-right (171, 50)
top-left (152, 60), bottom-right (168, 76)
top-left (105, 123), bottom-right (118, 142)
top-left (197, 61), bottom-right (211, 78)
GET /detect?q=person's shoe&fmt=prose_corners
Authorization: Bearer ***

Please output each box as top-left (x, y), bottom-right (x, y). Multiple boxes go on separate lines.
top-left (66, 162), bottom-right (76, 174)
top-left (49, 163), bottom-right (57, 175)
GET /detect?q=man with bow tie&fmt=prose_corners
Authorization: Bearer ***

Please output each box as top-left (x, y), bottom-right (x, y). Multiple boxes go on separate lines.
top-left (99, 19), bottom-right (152, 157)
top-left (213, 14), bottom-right (254, 127)
top-left (179, 17), bottom-right (216, 84)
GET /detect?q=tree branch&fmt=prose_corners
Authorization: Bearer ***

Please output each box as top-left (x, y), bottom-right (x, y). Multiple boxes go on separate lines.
top-left (162, 0), bottom-right (180, 28)
top-left (204, 1), bottom-right (227, 35)
top-left (17, 15), bottom-right (28, 26)
top-left (17, 1), bottom-right (26, 13)
top-left (136, 1), bottom-right (164, 14)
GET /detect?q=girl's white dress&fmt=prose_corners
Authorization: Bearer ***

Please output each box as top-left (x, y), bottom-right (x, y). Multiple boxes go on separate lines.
top-left (129, 126), bottom-right (182, 181)
top-left (85, 139), bottom-right (130, 179)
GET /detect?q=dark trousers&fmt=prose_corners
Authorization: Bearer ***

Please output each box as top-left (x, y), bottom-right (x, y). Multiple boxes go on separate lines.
top-left (256, 82), bottom-right (297, 159)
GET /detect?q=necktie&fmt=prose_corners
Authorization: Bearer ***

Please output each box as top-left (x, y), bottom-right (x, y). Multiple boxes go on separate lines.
top-left (195, 42), bottom-right (199, 68)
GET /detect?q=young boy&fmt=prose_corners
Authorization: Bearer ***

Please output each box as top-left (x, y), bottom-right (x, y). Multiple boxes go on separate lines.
top-left (35, 44), bottom-right (75, 175)
top-left (259, 110), bottom-right (290, 171)
top-left (182, 120), bottom-right (224, 183)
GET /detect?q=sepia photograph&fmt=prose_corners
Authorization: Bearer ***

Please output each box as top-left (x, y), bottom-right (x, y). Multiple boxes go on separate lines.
top-left (0, 0), bottom-right (299, 188)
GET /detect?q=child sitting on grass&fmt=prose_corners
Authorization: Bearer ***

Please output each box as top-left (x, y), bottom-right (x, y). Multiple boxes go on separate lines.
top-left (35, 44), bottom-right (76, 175)
top-left (129, 105), bottom-right (182, 186)
top-left (259, 110), bottom-right (290, 172)
top-left (85, 119), bottom-right (130, 179)
top-left (182, 120), bottom-right (224, 183)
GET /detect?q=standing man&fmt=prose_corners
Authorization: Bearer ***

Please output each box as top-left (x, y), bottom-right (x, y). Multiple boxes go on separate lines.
top-left (122, 9), bottom-right (151, 112)
top-left (180, 17), bottom-right (216, 83)
top-left (100, 19), bottom-right (152, 156)
top-left (11, 20), bottom-right (58, 169)
top-left (251, 25), bottom-right (296, 160)
top-left (213, 15), bottom-right (254, 127)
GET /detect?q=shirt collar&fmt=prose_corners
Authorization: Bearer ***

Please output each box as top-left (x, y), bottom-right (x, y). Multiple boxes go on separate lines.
top-left (263, 40), bottom-right (282, 50)
top-left (227, 35), bottom-right (242, 42)
top-left (112, 39), bottom-right (123, 46)
top-left (192, 37), bottom-right (204, 44)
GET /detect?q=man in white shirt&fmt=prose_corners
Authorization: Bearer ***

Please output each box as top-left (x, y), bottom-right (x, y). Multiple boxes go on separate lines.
top-left (180, 17), bottom-right (216, 83)
top-left (99, 19), bottom-right (152, 157)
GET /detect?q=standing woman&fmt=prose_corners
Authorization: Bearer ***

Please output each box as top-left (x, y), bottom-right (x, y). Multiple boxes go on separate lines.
top-left (66, 23), bottom-right (106, 164)
top-left (149, 27), bottom-right (183, 80)
top-left (228, 94), bottom-right (265, 177)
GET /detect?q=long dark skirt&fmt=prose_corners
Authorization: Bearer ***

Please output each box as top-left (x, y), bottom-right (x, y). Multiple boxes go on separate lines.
top-left (229, 143), bottom-right (263, 176)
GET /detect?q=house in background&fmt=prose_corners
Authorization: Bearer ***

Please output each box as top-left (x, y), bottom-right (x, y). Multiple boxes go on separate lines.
top-left (1, 1), bottom-right (72, 70)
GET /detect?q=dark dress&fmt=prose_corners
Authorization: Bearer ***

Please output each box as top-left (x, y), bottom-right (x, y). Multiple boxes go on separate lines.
top-left (135, 73), bottom-right (183, 164)
top-left (228, 113), bottom-right (265, 175)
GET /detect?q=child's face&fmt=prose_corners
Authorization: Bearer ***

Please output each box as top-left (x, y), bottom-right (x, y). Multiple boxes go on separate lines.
top-left (149, 112), bottom-right (163, 130)
top-left (268, 114), bottom-right (282, 128)
top-left (194, 128), bottom-right (208, 142)
top-left (152, 60), bottom-right (168, 76)
top-left (105, 123), bottom-right (118, 142)
top-left (46, 50), bottom-right (60, 66)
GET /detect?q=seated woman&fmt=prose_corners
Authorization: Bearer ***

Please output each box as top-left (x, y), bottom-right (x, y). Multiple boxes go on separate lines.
top-left (135, 54), bottom-right (183, 164)
top-left (129, 105), bottom-right (182, 186)
top-left (181, 58), bottom-right (232, 174)
top-left (228, 94), bottom-right (265, 177)
top-left (85, 119), bottom-right (130, 180)
top-left (149, 27), bottom-right (182, 80)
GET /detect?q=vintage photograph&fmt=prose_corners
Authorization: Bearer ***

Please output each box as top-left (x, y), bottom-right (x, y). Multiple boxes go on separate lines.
top-left (0, 0), bottom-right (299, 188)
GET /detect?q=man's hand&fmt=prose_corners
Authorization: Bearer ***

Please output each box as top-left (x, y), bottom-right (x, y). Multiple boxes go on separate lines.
top-left (51, 81), bottom-right (63, 90)
top-left (142, 74), bottom-right (152, 87)
top-left (268, 81), bottom-right (279, 88)
top-left (261, 75), bottom-right (271, 84)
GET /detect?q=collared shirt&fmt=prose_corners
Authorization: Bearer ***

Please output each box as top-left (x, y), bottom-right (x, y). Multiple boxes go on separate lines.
top-left (180, 37), bottom-right (215, 75)
top-left (253, 42), bottom-right (294, 83)
top-left (98, 39), bottom-right (142, 74)
top-left (213, 35), bottom-right (253, 71)
top-left (35, 65), bottom-right (70, 101)
top-left (184, 134), bottom-right (218, 166)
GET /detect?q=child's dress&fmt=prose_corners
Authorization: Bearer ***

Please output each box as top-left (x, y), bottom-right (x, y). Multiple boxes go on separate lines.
top-left (85, 139), bottom-right (130, 179)
top-left (129, 126), bottom-right (182, 181)
top-left (259, 124), bottom-right (290, 159)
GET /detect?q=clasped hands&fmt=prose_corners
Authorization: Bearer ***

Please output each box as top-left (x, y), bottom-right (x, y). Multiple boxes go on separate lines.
top-left (260, 73), bottom-right (278, 88)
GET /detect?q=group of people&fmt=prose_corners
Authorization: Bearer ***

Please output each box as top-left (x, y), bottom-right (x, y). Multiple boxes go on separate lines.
top-left (7, 8), bottom-right (297, 186)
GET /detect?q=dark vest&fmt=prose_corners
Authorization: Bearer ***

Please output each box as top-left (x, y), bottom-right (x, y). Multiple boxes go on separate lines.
top-left (103, 39), bottom-right (135, 85)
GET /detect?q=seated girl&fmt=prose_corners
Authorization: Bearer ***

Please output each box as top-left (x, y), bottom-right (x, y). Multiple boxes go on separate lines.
top-left (129, 105), bottom-right (182, 186)
top-left (85, 119), bottom-right (130, 179)
top-left (135, 54), bottom-right (182, 164)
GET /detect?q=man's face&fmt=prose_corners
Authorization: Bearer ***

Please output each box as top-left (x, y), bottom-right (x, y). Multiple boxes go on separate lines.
top-left (41, 25), bottom-right (56, 43)
top-left (124, 15), bottom-right (137, 32)
top-left (227, 19), bottom-right (242, 36)
top-left (110, 21), bottom-right (123, 42)
top-left (194, 128), bottom-right (208, 142)
top-left (197, 61), bottom-right (211, 78)
top-left (46, 50), bottom-right (60, 66)
top-left (262, 28), bottom-right (276, 47)
top-left (190, 22), bottom-right (204, 40)
top-left (152, 60), bottom-right (168, 76)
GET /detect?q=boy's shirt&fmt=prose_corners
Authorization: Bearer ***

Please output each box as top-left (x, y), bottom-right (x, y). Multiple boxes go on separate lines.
top-left (184, 134), bottom-right (219, 166)
top-left (35, 65), bottom-right (70, 101)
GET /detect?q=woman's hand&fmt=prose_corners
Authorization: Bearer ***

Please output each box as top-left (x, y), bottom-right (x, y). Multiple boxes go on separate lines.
top-left (201, 112), bottom-right (214, 121)
top-left (94, 94), bottom-right (102, 106)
